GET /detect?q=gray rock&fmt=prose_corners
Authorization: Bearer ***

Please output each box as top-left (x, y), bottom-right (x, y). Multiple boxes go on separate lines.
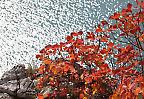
top-left (0, 64), bottom-right (27, 85)
top-left (0, 64), bottom-right (36, 99)
top-left (0, 93), bottom-right (13, 99)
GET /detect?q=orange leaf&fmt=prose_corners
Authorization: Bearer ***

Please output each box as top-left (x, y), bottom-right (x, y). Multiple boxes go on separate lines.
top-left (52, 68), bottom-right (58, 74)
top-left (70, 66), bottom-right (76, 73)
top-left (108, 42), bottom-right (114, 48)
top-left (38, 65), bottom-right (45, 74)
top-left (64, 64), bottom-right (69, 72)
top-left (85, 76), bottom-right (92, 83)
top-left (69, 53), bottom-right (75, 60)
top-left (79, 93), bottom-right (84, 99)
top-left (92, 88), bottom-right (97, 95)
top-left (96, 25), bottom-right (103, 32)
top-left (76, 39), bottom-right (84, 44)
top-left (101, 38), bottom-right (108, 42)
top-left (111, 92), bottom-right (121, 99)
top-left (100, 63), bottom-right (109, 70)
top-left (134, 87), bottom-right (141, 95)
top-left (83, 97), bottom-right (88, 99)
top-left (43, 59), bottom-right (51, 65)
top-left (139, 34), bottom-right (144, 41)
top-left (109, 12), bottom-right (120, 20)
top-left (100, 48), bottom-right (107, 54)
top-left (87, 32), bottom-right (95, 40)
top-left (38, 94), bottom-right (44, 99)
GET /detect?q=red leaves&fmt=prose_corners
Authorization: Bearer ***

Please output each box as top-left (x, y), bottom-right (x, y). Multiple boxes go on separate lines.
top-left (69, 53), bottom-right (75, 62)
top-left (86, 32), bottom-right (95, 40)
top-left (109, 12), bottom-right (120, 20)
top-left (101, 20), bottom-right (108, 26)
top-left (43, 58), bottom-right (51, 65)
top-left (33, 1), bottom-right (144, 99)
top-left (36, 54), bottom-right (44, 61)
top-left (36, 54), bottom-right (41, 59)
top-left (127, 3), bottom-right (132, 9)
top-left (115, 45), bottom-right (138, 64)
top-left (66, 35), bottom-right (73, 41)
top-left (121, 8), bottom-right (128, 16)
top-left (100, 48), bottom-right (107, 54)
top-left (76, 38), bottom-right (84, 45)
top-left (127, 3), bottom-right (132, 12)
top-left (134, 87), bottom-right (141, 96)
top-left (38, 65), bottom-right (45, 74)
top-left (39, 48), bottom-right (46, 53)
top-left (130, 26), bottom-right (140, 34)
top-left (119, 33), bottom-right (126, 36)
top-left (112, 69), bottom-right (120, 75)
top-left (38, 94), bottom-right (44, 99)
top-left (78, 31), bottom-right (83, 35)
top-left (112, 75), bottom-right (144, 99)
top-left (100, 37), bottom-right (108, 42)
top-left (71, 32), bottom-right (78, 36)
top-left (79, 93), bottom-right (85, 99)
top-left (136, 0), bottom-right (144, 9)
top-left (100, 63), bottom-right (109, 70)
top-left (109, 24), bottom-right (118, 30)
top-left (139, 60), bottom-right (144, 65)
top-left (71, 31), bottom-right (83, 36)
top-left (139, 34), bottom-right (144, 42)
top-left (96, 25), bottom-right (103, 32)
top-left (107, 42), bottom-right (114, 48)
top-left (63, 63), bottom-right (69, 72)
top-left (84, 76), bottom-right (92, 83)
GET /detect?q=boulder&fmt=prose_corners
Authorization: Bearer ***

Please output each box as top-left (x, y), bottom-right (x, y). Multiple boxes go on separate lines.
top-left (0, 64), bottom-right (36, 99)
top-left (0, 93), bottom-right (13, 99)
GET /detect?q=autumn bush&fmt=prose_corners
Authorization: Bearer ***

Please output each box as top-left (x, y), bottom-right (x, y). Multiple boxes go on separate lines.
top-left (31, 0), bottom-right (144, 99)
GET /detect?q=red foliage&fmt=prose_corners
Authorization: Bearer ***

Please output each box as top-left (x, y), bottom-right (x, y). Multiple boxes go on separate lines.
top-left (32, 1), bottom-right (144, 99)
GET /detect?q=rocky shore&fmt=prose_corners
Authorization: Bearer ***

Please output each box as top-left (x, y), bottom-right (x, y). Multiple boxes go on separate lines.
top-left (0, 64), bottom-right (35, 99)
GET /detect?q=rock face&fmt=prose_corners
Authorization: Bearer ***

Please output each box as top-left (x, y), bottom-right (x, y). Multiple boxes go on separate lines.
top-left (0, 93), bottom-right (13, 99)
top-left (0, 64), bottom-right (35, 99)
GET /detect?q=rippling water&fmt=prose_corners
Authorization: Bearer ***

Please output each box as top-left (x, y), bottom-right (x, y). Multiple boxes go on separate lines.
top-left (0, 0), bottom-right (135, 77)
